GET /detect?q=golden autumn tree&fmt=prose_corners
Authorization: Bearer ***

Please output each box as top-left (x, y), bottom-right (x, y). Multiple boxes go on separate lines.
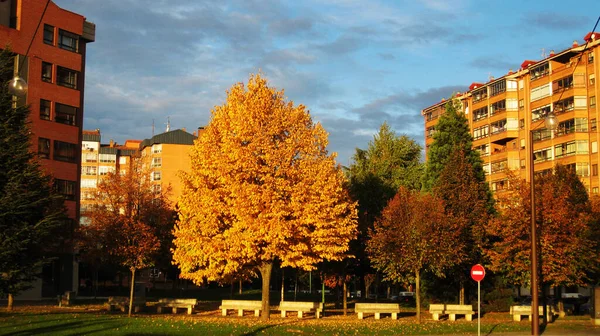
top-left (173, 74), bottom-right (358, 320)
top-left (368, 187), bottom-right (463, 323)
top-left (78, 157), bottom-right (173, 317)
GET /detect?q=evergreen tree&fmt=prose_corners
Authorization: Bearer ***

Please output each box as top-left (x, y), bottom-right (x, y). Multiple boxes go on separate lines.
top-left (347, 122), bottom-right (423, 295)
top-left (0, 49), bottom-right (67, 310)
top-left (422, 98), bottom-right (485, 191)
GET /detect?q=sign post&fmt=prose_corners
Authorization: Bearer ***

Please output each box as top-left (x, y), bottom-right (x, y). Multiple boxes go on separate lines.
top-left (471, 264), bottom-right (486, 336)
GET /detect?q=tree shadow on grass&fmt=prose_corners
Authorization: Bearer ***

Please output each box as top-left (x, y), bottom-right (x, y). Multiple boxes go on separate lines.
top-left (4, 318), bottom-right (124, 336)
top-left (239, 319), bottom-right (302, 336)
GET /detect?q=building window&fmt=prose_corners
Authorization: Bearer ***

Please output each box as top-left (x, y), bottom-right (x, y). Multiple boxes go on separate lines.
top-left (55, 102), bottom-right (77, 126)
top-left (83, 152), bottom-right (97, 163)
top-left (40, 99), bottom-right (51, 120)
top-left (490, 100), bottom-right (505, 115)
top-left (99, 154), bottom-right (116, 163)
top-left (552, 75), bottom-right (573, 93)
top-left (593, 187), bottom-right (599, 194)
top-left (489, 80), bottom-right (506, 97)
top-left (58, 29), bottom-right (79, 52)
top-left (151, 157), bottom-right (162, 167)
top-left (472, 88), bottom-right (487, 103)
top-left (530, 84), bottom-right (550, 102)
top-left (554, 97), bottom-right (575, 114)
top-left (532, 129), bottom-right (552, 142)
top-left (43, 24), bottom-right (54, 45)
top-left (81, 179), bottom-right (97, 189)
top-left (555, 140), bottom-right (588, 158)
top-left (54, 179), bottom-right (76, 201)
top-left (53, 141), bottom-right (78, 163)
top-left (152, 171), bottom-right (161, 181)
top-left (519, 119), bottom-right (525, 129)
top-left (99, 166), bottom-right (115, 175)
top-left (473, 125), bottom-right (489, 140)
top-left (593, 164), bottom-right (598, 176)
top-left (591, 96), bottom-right (596, 107)
top-left (41, 62), bottom-right (52, 82)
top-left (152, 144), bottom-right (162, 153)
top-left (530, 63), bottom-right (549, 81)
top-left (82, 166), bottom-right (97, 176)
top-left (56, 66), bottom-right (78, 89)
top-left (590, 52), bottom-right (595, 64)
top-left (593, 142), bottom-right (598, 154)
top-left (119, 156), bottom-right (127, 165)
top-left (426, 126), bottom-right (435, 138)
top-left (592, 119), bottom-right (597, 131)
top-left (556, 118), bottom-right (588, 136)
top-left (38, 137), bottom-right (50, 159)
top-left (591, 74), bottom-right (596, 86)
top-left (533, 147), bottom-right (552, 162)
top-left (473, 106), bottom-right (488, 121)
top-left (491, 160), bottom-right (507, 173)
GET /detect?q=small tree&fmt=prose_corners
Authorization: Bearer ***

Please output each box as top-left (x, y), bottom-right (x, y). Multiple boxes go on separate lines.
top-left (368, 187), bottom-right (463, 323)
top-left (173, 74), bottom-right (358, 320)
top-left (0, 48), bottom-right (67, 310)
top-left (79, 157), bottom-right (171, 316)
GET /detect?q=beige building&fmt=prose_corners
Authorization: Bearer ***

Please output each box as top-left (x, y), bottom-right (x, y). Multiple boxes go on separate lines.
top-left (422, 32), bottom-right (599, 194)
top-left (139, 129), bottom-right (197, 205)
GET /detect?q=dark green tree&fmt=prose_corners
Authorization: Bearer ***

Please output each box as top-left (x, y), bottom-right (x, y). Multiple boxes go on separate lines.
top-left (0, 49), bottom-right (67, 310)
top-left (422, 98), bottom-right (485, 191)
top-left (347, 122), bottom-right (423, 294)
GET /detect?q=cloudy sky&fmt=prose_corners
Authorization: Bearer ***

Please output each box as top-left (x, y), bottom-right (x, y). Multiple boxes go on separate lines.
top-left (54, 0), bottom-right (598, 165)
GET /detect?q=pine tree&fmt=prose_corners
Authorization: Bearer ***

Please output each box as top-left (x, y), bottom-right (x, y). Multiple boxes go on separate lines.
top-left (422, 98), bottom-right (485, 191)
top-left (0, 49), bottom-right (67, 310)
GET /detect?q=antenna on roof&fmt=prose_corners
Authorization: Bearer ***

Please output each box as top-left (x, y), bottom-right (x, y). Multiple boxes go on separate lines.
top-left (166, 116), bottom-right (171, 132)
top-left (541, 48), bottom-right (547, 58)
top-left (152, 119), bottom-right (155, 137)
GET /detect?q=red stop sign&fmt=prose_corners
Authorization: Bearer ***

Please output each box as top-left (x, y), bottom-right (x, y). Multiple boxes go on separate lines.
top-left (471, 264), bottom-right (485, 282)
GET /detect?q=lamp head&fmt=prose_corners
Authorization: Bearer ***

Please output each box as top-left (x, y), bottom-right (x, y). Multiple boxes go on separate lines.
top-left (7, 76), bottom-right (28, 97)
top-left (544, 111), bottom-right (558, 131)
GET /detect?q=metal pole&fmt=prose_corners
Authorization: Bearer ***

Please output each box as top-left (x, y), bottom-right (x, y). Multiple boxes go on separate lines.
top-left (478, 280), bottom-right (481, 336)
top-left (529, 130), bottom-right (539, 336)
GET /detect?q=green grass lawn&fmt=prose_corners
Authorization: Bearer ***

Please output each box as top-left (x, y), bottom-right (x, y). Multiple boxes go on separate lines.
top-left (1, 305), bottom-right (599, 336)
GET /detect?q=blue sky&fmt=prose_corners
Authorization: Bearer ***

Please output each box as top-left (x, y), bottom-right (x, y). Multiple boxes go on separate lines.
top-left (54, 0), bottom-right (598, 165)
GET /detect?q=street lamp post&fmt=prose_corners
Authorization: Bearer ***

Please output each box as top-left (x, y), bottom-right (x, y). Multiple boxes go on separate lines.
top-left (528, 112), bottom-right (558, 336)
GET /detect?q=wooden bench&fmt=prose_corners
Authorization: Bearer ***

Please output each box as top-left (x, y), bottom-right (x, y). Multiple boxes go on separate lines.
top-left (355, 303), bottom-right (401, 320)
top-left (279, 301), bottom-right (323, 318)
top-left (219, 300), bottom-right (263, 317)
top-left (510, 305), bottom-right (555, 322)
top-left (445, 304), bottom-right (475, 321)
top-left (155, 298), bottom-right (197, 314)
top-left (107, 296), bottom-right (145, 313)
top-left (429, 304), bottom-right (445, 320)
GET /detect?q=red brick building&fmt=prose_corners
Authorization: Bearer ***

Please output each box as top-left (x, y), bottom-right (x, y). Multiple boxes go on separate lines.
top-left (0, 0), bottom-right (94, 298)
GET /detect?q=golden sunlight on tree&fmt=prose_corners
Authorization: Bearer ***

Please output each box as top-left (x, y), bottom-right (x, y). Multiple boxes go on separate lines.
top-left (173, 74), bottom-right (358, 320)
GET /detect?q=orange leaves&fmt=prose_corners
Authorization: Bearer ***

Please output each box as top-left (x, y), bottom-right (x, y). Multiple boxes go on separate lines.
top-left (173, 74), bottom-right (358, 284)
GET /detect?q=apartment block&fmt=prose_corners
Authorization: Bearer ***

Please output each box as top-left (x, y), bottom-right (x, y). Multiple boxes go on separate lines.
top-left (0, 0), bottom-right (94, 298)
top-left (80, 130), bottom-right (140, 226)
top-left (139, 129), bottom-right (197, 205)
top-left (422, 33), bottom-right (599, 194)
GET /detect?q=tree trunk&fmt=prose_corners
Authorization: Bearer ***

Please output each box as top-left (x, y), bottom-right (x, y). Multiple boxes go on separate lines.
top-left (230, 280), bottom-right (234, 299)
top-left (416, 270), bottom-right (421, 324)
top-left (343, 280), bottom-right (348, 316)
top-left (459, 280), bottom-right (465, 305)
top-left (7, 293), bottom-right (13, 311)
top-left (93, 267), bottom-right (99, 299)
top-left (239, 279), bottom-right (242, 295)
top-left (128, 267), bottom-right (136, 317)
top-left (258, 262), bottom-right (273, 320)
top-left (294, 272), bottom-right (298, 301)
top-left (281, 268), bottom-right (285, 302)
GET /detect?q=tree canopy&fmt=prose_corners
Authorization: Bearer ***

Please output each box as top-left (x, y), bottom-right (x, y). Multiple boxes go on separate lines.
top-left (173, 74), bottom-right (357, 320)
top-left (422, 98), bottom-right (485, 191)
top-left (484, 166), bottom-right (596, 289)
top-left (367, 187), bottom-right (463, 323)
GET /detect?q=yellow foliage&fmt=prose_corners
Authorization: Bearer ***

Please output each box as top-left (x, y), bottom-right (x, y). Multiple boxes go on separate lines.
top-left (173, 74), bottom-right (357, 284)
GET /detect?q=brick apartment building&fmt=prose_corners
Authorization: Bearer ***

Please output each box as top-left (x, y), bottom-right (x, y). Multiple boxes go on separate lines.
top-left (0, 0), bottom-right (94, 298)
top-left (422, 33), bottom-right (599, 194)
